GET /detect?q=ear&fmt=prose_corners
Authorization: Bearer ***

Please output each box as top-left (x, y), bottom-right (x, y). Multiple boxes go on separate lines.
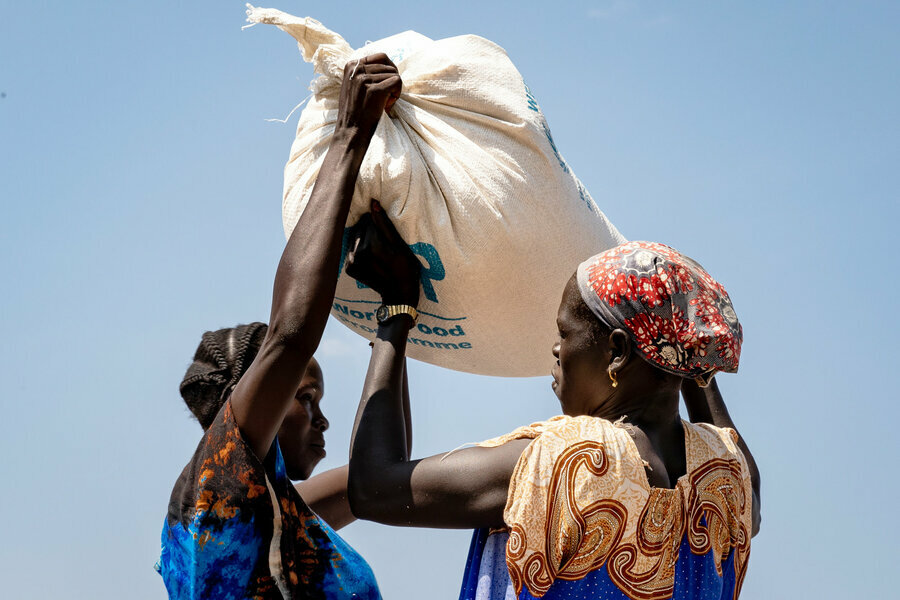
top-left (607, 329), bottom-right (633, 374)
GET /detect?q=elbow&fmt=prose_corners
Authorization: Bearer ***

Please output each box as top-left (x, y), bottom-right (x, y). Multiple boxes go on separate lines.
top-left (347, 465), bottom-right (405, 523)
top-left (346, 470), bottom-right (367, 520)
top-left (347, 484), bottom-right (377, 522)
top-left (751, 509), bottom-right (761, 538)
top-left (347, 461), bottom-right (380, 521)
top-left (347, 474), bottom-right (387, 522)
top-left (264, 319), bottom-right (317, 359)
top-left (750, 489), bottom-right (762, 538)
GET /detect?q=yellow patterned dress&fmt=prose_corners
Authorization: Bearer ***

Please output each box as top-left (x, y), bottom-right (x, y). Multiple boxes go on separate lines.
top-left (458, 416), bottom-right (752, 600)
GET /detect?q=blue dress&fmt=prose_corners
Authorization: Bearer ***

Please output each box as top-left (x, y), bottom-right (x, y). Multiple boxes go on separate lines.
top-left (157, 401), bottom-right (380, 599)
top-left (458, 416), bottom-right (752, 600)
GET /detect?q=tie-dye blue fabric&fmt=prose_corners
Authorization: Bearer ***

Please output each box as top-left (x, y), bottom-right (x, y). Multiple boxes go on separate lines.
top-left (157, 401), bottom-right (380, 599)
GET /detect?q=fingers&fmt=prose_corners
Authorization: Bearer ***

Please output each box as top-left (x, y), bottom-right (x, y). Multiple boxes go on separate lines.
top-left (343, 70), bottom-right (401, 101)
top-left (368, 74), bottom-right (402, 89)
top-left (344, 216), bottom-right (377, 280)
top-left (370, 200), bottom-right (405, 248)
top-left (369, 75), bottom-right (403, 99)
top-left (358, 73), bottom-right (398, 85)
top-left (361, 63), bottom-right (398, 75)
top-left (337, 53), bottom-right (402, 126)
top-left (343, 64), bottom-right (398, 79)
top-left (343, 54), bottom-right (398, 76)
top-left (359, 52), bottom-right (397, 70)
top-left (346, 207), bottom-right (421, 304)
top-left (344, 216), bottom-right (367, 266)
top-left (385, 94), bottom-right (399, 113)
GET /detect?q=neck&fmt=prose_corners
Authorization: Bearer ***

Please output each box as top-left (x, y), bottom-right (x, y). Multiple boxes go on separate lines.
top-left (589, 385), bottom-right (681, 430)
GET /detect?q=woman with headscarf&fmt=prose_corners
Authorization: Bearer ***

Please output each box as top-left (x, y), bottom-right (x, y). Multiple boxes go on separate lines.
top-left (156, 54), bottom-right (403, 599)
top-left (346, 224), bottom-right (761, 600)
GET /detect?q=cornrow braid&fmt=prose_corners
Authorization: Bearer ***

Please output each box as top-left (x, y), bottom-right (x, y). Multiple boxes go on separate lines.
top-left (179, 322), bottom-right (268, 430)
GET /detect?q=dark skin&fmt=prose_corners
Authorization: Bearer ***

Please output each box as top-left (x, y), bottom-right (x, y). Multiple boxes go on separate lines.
top-left (552, 275), bottom-right (688, 489)
top-left (681, 377), bottom-right (761, 533)
top-left (225, 54), bottom-right (404, 530)
top-left (346, 207), bottom-right (530, 528)
top-left (348, 233), bottom-right (761, 535)
top-left (277, 358), bottom-right (328, 482)
top-left (291, 358), bottom-right (413, 530)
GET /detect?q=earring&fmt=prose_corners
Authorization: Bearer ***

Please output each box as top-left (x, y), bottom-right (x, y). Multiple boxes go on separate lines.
top-left (608, 369), bottom-right (618, 388)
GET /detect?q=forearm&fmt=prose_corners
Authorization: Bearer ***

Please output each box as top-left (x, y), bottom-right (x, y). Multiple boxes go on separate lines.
top-left (267, 131), bottom-right (369, 352)
top-left (230, 55), bottom-right (400, 463)
top-left (681, 380), bottom-right (758, 478)
top-left (342, 181), bottom-right (524, 528)
top-left (348, 318), bottom-right (412, 516)
top-left (347, 319), bottom-right (524, 528)
top-left (402, 359), bottom-right (412, 456)
top-left (681, 378), bottom-right (733, 426)
top-left (682, 379), bottom-right (761, 534)
top-left (231, 132), bottom-right (372, 460)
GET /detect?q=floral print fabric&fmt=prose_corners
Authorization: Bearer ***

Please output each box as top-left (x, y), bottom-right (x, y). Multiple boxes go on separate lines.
top-left (157, 400), bottom-right (381, 599)
top-left (461, 417), bottom-right (752, 600)
top-left (575, 241), bottom-right (742, 386)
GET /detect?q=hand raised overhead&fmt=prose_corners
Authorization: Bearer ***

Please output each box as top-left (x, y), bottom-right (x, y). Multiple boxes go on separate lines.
top-left (345, 200), bottom-right (421, 307)
top-left (336, 53), bottom-right (402, 141)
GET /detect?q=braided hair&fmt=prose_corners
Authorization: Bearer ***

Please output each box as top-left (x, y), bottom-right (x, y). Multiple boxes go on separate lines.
top-left (179, 322), bottom-right (268, 430)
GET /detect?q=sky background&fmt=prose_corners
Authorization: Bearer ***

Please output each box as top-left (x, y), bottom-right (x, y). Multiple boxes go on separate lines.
top-left (2, 1), bottom-right (898, 598)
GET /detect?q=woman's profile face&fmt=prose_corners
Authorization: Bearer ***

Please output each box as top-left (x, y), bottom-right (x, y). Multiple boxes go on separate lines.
top-left (551, 275), bottom-right (610, 416)
top-left (277, 358), bottom-right (329, 480)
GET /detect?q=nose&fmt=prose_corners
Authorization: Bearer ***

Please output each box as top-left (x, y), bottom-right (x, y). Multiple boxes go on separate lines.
top-left (552, 342), bottom-right (560, 359)
top-left (312, 410), bottom-right (329, 432)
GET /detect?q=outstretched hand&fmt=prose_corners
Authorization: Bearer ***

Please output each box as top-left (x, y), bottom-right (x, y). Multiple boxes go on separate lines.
top-left (346, 200), bottom-right (421, 307)
top-left (336, 53), bottom-right (402, 142)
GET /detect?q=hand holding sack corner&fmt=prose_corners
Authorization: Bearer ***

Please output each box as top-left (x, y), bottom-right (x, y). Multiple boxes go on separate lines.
top-left (247, 5), bottom-right (625, 376)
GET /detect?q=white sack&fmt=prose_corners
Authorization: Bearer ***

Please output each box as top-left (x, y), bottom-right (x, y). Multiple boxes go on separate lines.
top-left (248, 6), bottom-right (626, 377)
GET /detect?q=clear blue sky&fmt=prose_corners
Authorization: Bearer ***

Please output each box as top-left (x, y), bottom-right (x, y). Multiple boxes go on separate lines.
top-left (2, 1), bottom-right (897, 598)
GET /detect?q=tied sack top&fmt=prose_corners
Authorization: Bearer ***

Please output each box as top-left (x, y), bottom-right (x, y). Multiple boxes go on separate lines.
top-left (459, 416), bottom-right (752, 600)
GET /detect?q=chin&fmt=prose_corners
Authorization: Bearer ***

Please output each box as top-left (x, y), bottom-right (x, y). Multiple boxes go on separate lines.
top-left (561, 406), bottom-right (580, 417)
top-left (557, 397), bottom-right (584, 418)
top-left (553, 382), bottom-right (572, 409)
top-left (286, 463), bottom-right (316, 482)
top-left (555, 393), bottom-right (567, 412)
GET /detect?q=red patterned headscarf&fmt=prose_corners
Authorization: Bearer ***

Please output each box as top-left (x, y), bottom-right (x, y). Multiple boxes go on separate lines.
top-left (575, 241), bottom-right (742, 386)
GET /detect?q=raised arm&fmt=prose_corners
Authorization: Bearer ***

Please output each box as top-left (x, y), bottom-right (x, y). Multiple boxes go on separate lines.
top-left (682, 379), bottom-right (761, 536)
top-left (293, 359), bottom-right (411, 531)
top-left (344, 208), bottom-right (529, 528)
top-left (230, 54), bottom-right (402, 462)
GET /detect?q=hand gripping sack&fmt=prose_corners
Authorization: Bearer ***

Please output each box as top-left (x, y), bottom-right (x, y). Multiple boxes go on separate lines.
top-left (247, 6), bottom-right (626, 377)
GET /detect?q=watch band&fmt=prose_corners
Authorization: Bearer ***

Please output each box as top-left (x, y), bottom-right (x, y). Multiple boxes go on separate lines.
top-left (376, 304), bottom-right (418, 324)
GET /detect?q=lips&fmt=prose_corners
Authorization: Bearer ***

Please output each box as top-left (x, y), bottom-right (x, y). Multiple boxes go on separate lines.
top-left (309, 438), bottom-right (326, 456)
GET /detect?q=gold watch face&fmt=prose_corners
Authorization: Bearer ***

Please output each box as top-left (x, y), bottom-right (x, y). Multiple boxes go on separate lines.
top-left (375, 305), bottom-right (389, 323)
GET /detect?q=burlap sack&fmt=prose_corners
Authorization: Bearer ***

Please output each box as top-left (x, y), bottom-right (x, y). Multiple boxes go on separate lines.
top-left (248, 6), bottom-right (625, 376)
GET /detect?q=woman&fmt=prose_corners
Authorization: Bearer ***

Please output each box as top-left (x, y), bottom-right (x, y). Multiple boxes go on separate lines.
top-left (346, 225), bottom-right (761, 600)
top-left (157, 54), bottom-right (404, 599)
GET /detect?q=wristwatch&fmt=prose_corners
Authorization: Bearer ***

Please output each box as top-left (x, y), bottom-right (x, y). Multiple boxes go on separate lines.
top-left (375, 304), bottom-right (418, 325)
